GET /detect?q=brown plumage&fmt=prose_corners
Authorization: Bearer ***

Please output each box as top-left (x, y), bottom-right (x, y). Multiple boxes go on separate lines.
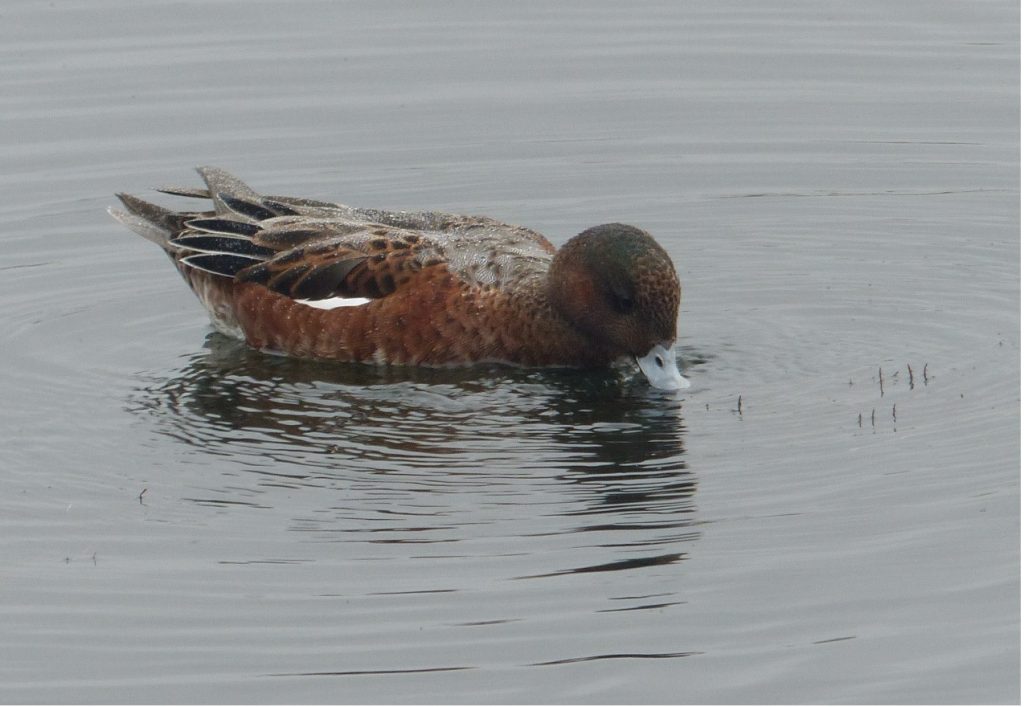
top-left (110, 167), bottom-right (689, 389)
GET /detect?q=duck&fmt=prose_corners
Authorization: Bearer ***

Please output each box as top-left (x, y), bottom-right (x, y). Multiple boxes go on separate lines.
top-left (109, 167), bottom-right (689, 390)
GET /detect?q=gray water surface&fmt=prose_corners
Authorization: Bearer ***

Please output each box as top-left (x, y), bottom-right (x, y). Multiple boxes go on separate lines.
top-left (1, 1), bottom-right (1019, 703)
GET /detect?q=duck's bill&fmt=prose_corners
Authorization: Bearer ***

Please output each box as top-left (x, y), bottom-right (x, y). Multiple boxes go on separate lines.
top-left (636, 342), bottom-right (690, 391)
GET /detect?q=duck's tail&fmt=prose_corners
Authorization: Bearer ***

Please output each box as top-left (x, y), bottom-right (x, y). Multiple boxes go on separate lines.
top-left (108, 191), bottom-right (184, 247)
top-left (108, 166), bottom-right (269, 248)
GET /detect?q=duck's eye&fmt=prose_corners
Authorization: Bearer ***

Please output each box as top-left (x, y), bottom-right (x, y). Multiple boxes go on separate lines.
top-left (654, 355), bottom-right (664, 368)
top-left (609, 288), bottom-right (635, 314)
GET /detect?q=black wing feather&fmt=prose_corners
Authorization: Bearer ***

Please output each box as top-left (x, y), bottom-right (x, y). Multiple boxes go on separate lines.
top-left (181, 253), bottom-right (264, 277)
top-left (219, 193), bottom-right (283, 222)
top-left (174, 234), bottom-right (276, 258)
top-left (184, 217), bottom-right (261, 237)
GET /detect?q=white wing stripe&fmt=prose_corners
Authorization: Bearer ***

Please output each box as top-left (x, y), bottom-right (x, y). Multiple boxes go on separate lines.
top-left (295, 297), bottom-right (372, 310)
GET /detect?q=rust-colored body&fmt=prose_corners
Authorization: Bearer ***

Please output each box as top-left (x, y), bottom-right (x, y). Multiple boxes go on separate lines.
top-left (111, 167), bottom-right (682, 381)
top-left (181, 263), bottom-right (611, 368)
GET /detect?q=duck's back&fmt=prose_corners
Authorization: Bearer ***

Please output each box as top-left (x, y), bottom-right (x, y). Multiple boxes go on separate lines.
top-left (342, 206), bottom-right (558, 292)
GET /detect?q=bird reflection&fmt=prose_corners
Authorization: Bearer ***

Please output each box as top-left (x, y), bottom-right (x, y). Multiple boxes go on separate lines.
top-left (129, 332), bottom-right (699, 561)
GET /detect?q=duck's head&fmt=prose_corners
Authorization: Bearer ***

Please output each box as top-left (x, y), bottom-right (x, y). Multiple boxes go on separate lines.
top-left (548, 223), bottom-right (689, 391)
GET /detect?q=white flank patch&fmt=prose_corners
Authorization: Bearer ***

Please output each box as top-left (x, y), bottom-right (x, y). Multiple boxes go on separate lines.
top-left (295, 296), bottom-right (372, 310)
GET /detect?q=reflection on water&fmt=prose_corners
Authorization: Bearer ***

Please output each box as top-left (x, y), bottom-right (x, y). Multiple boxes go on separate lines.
top-left (128, 333), bottom-right (699, 575)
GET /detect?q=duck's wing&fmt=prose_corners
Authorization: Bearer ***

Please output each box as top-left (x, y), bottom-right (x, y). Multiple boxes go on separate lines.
top-left (111, 167), bottom-right (552, 303)
top-left (238, 227), bottom-right (439, 302)
top-left (171, 212), bottom-right (444, 304)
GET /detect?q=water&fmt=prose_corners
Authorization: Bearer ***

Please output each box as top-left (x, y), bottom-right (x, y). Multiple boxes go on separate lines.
top-left (1, 0), bottom-right (1019, 702)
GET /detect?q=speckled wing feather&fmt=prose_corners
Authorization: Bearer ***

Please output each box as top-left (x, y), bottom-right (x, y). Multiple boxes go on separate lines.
top-left (237, 229), bottom-right (440, 301)
top-left (118, 167), bottom-right (556, 304)
top-left (143, 171), bottom-right (433, 301)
